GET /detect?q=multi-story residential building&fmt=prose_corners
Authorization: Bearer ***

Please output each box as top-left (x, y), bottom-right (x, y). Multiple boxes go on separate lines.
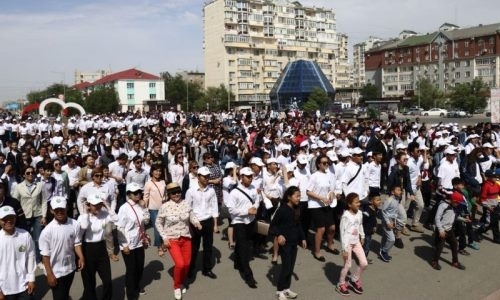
top-left (74, 69), bottom-right (111, 85)
top-left (203, 0), bottom-right (348, 107)
top-left (177, 71), bottom-right (206, 87)
top-left (352, 36), bottom-right (384, 88)
top-left (365, 22), bottom-right (500, 99)
top-left (74, 68), bottom-right (165, 112)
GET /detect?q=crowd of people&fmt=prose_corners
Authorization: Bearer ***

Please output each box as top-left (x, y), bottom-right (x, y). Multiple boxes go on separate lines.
top-left (0, 108), bottom-right (499, 300)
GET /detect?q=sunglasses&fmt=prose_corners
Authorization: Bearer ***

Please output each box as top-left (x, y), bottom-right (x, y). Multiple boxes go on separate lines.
top-left (320, 161), bottom-right (329, 165)
top-left (243, 174), bottom-right (253, 178)
top-left (192, 166), bottom-right (199, 169)
top-left (25, 172), bottom-right (33, 175)
top-left (131, 191), bottom-right (143, 195)
top-left (169, 190), bottom-right (181, 196)
top-left (135, 161), bottom-right (143, 164)
top-left (93, 174), bottom-right (103, 178)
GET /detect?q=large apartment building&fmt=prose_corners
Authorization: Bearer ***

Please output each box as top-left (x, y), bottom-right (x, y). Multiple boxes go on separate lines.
top-left (352, 36), bottom-right (384, 88)
top-left (364, 23), bottom-right (500, 99)
top-left (203, 0), bottom-right (349, 107)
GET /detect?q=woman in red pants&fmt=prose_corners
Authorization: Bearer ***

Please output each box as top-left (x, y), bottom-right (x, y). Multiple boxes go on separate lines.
top-left (155, 182), bottom-right (202, 300)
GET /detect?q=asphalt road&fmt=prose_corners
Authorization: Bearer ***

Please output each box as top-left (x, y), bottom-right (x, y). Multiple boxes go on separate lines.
top-left (32, 209), bottom-right (500, 300)
top-left (389, 113), bottom-right (492, 126)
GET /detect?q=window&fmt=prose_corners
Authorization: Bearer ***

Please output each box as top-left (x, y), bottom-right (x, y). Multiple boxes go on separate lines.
top-left (127, 94), bottom-right (134, 100)
top-left (127, 105), bottom-right (135, 112)
top-left (454, 72), bottom-right (461, 79)
top-left (463, 60), bottom-right (471, 67)
top-left (454, 61), bottom-right (460, 67)
top-left (149, 82), bottom-right (156, 88)
top-left (126, 83), bottom-right (134, 89)
top-left (149, 94), bottom-right (156, 100)
top-left (465, 71), bottom-right (471, 78)
top-left (465, 41), bottom-right (469, 47)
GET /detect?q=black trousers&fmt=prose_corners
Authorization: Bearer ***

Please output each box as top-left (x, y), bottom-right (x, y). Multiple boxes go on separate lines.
top-left (433, 229), bottom-right (458, 263)
top-left (233, 222), bottom-right (255, 281)
top-left (190, 218), bottom-right (214, 273)
top-left (51, 271), bottom-right (75, 300)
top-left (4, 291), bottom-right (34, 300)
top-left (68, 188), bottom-right (78, 219)
top-left (122, 247), bottom-right (145, 300)
top-left (299, 201), bottom-right (310, 239)
top-left (81, 241), bottom-right (112, 300)
top-left (421, 180), bottom-right (432, 207)
top-left (454, 221), bottom-right (467, 251)
top-left (277, 243), bottom-right (298, 291)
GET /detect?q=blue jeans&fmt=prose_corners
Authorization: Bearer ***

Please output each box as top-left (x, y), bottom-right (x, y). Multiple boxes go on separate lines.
top-left (25, 217), bottom-right (42, 263)
top-left (148, 210), bottom-right (162, 247)
top-left (363, 234), bottom-right (372, 257)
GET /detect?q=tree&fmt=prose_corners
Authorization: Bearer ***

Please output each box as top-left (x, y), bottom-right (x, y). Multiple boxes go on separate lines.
top-left (410, 78), bottom-right (445, 109)
top-left (308, 87), bottom-right (330, 111)
top-left (26, 83), bottom-right (84, 116)
top-left (360, 83), bottom-right (379, 102)
top-left (164, 74), bottom-right (204, 111)
top-left (302, 99), bottom-right (319, 113)
top-left (84, 87), bottom-right (120, 114)
top-left (449, 77), bottom-right (489, 113)
top-left (197, 85), bottom-right (233, 112)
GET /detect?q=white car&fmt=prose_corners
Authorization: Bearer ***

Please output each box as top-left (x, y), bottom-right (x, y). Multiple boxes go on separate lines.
top-left (421, 108), bottom-right (447, 117)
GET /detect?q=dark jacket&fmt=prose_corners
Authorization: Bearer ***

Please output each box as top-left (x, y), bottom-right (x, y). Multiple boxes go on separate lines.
top-left (0, 196), bottom-right (28, 230)
top-left (387, 164), bottom-right (414, 195)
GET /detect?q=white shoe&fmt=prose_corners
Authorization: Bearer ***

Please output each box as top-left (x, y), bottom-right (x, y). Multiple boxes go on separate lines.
top-left (174, 288), bottom-right (182, 300)
top-left (284, 289), bottom-right (298, 299)
top-left (181, 287), bottom-right (187, 294)
top-left (277, 292), bottom-right (287, 300)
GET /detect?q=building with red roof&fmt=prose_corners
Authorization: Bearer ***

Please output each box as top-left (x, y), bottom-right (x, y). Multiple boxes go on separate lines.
top-left (73, 68), bottom-right (166, 112)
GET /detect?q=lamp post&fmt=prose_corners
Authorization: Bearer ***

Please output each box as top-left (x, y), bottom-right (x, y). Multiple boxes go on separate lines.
top-left (227, 84), bottom-right (231, 111)
top-left (186, 80), bottom-right (189, 112)
top-left (51, 71), bottom-right (66, 98)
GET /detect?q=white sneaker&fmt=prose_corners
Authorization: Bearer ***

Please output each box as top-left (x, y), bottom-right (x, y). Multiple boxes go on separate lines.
top-left (277, 292), bottom-right (287, 300)
top-left (283, 289), bottom-right (298, 299)
top-left (181, 287), bottom-right (187, 294)
top-left (174, 288), bottom-right (182, 300)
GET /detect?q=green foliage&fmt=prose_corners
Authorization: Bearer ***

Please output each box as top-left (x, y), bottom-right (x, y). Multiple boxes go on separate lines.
top-left (302, 99), bottom-right (319, 112)
top-left (448, 77), bottom-right (489, 113)
top-left (84, 87), bottom-right (120, 114)
top-left (26, 83), bottom-right (84, 116)
top-left (410, 78), bottom-right (445, 109)
top-left (307, 87), bottom-right (330, 111)
top-left (367, 107), bottom-right (379, 119)
top-left (360, 83), bottom-right (379, 100)
top-left (164, 73), bottom-right (204, 112)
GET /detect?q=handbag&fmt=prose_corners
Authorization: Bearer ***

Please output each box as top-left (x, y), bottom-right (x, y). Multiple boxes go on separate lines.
top-left (128, 202), bottom-right (151, 249)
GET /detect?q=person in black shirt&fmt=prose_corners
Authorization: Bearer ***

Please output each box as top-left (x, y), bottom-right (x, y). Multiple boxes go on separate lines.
top-left (362, 191), bottom-right (381, 264)
top-left (270, 186), bottom-right (306, 300)
top-left (0, 180), bottom-right (28, 230)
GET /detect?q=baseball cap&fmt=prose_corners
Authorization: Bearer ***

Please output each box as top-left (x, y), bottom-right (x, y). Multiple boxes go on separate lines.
top-left (250, 157), bottom-right (265, 167)
top-left (266, 157), bottom-right (278, 164)
top-left (87, 194), bottom-right (104, 205)
top-left (126, 182), bottom-right (143, 192)
top-left (444, 148), bottom-right (457, 155)
top-left (239, 167), bottom-right (253, 176)
top-left (450, 191), bottom-right (465, 204)
top-left (197, 166), bottom-right (211, 176)
top-left (225, 162), bottom-right (237, 169)
top-left (0, 206), bottom-right (15, 219)
top-left (51, 196), bottom-right (67, 210)
top-left (350, 147), bottom-right (364, 155)
top-left (297, 154), bottom-right (308, 165)
top-left (396, 144), bottom-right (407, 150)
top-left (300, 140), bottom-right (309, 148)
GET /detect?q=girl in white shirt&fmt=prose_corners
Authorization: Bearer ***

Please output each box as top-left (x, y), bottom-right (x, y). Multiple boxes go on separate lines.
top-left (336, 192), bottom-right (368, 296)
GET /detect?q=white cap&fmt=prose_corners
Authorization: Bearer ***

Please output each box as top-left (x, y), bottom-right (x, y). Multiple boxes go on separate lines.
top-left (310, 144), bottom-right (318, 150)
top-left (126, 182), bottom-right (143, 192)
top-left (367, 151), bottom-right (373, 157)
top-left (339, 149), bottom-right (351, 157)
top-left (282, 133), bottom-right (292, 138)
top-left (197, 166), bottom-right (211, 176)
top-left (50, 196), bottom-right (67, 210)
top-left (350, 147), bottom-right (364, 155)
top-left (281, 144), bottom-right (292, 151)
top-left (225, 162), bottom-right (237, 169)
top-left (263, 138), bottom-right (271, 144)
top-left (297, 154), bottom-right (308, 164)
top-left (334, 129), bottom-right (341, 134)
top-left (0, 206), bottom-right (15, 219)
top-left (467, 134), bottom-right (479, 140)
top-left (239, 167), bottom-right (253, 176)
top-left (87, 194), bottom-right (104, 205)
top-left (300, 140), bottom-right (309, 147)
top-left (444, 148), bottom-right (457, 155)
top-left (327, 150), bottom-right (338, 162)
top-left (250, 157), bottom-right (265, 167)
top-left (435, 131), bottom-right (442, 136)
top-left (396, 143), bottom-right (407, 150)
top-left (317, 141), bottom-right (327, 148)
top-left (380, 130), bottom-right (386, 135)
top-left (285, 164), bottom-right (295, 173)
top-left (266, 157), bottom-right (278, 164)
top-left (419, 145), bottom-right (430, 151)
top-left (319, 131), bottom-right (326, 135)
top-left (374, 127), bottom-right (381, 132)
top-left (482, 142), bottom-right (495, 148)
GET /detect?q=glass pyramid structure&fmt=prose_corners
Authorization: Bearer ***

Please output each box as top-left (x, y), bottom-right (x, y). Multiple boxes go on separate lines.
top-left (269, 59), bottom-right (335, 110)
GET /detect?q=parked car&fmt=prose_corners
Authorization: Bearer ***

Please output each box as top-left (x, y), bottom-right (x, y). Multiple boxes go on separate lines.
top-left (341, 108), bottom-right (359, 119)
top-left (421, 108), bottom-right (447, 116)
top-left (446, 110), bottom-right (471, 118)
top-left (405, 107), bottom-right (424, 115)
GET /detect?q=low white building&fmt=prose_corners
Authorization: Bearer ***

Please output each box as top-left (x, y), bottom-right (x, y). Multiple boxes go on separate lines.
top-left (75, 68), bottom-right (165, 112)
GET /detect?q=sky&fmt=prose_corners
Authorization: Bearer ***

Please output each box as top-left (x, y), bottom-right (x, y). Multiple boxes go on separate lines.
top-left (1, 0), bottom-right (499, 103)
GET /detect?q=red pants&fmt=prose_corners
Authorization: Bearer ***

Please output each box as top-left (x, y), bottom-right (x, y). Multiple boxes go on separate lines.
top-left (167, 237), bottom-right (192, 289)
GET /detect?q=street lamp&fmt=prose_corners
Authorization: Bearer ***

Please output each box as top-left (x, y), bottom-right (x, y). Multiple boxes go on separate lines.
top-left (227, 84), bottom-right (231, 111)
top-left (186, 80), bottom-right (189, 112)
top-left (51, 71), bottom-right (66, 98)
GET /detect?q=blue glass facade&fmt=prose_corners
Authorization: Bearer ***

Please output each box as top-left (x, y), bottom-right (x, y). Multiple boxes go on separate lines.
top-left (269, 60), bottom-right (335, 110)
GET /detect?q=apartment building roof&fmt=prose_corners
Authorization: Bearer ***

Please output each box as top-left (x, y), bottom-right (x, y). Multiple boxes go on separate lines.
top-left (92, 68), bottom-right (160, 86)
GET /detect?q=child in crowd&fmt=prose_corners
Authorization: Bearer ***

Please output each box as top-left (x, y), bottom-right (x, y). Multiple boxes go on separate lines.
top-left (362, 191), bottom-right (381, 264)
top-left (379, 186), bottom-right (404, 262)
top-left (478, 169), bottom-right (500, 243)
top-left (336, 192), bottom-right (368, 296)
top-left (270, 186), bottom-right (307, 300)
top-left (431, 177), bottom-right (466, 271)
